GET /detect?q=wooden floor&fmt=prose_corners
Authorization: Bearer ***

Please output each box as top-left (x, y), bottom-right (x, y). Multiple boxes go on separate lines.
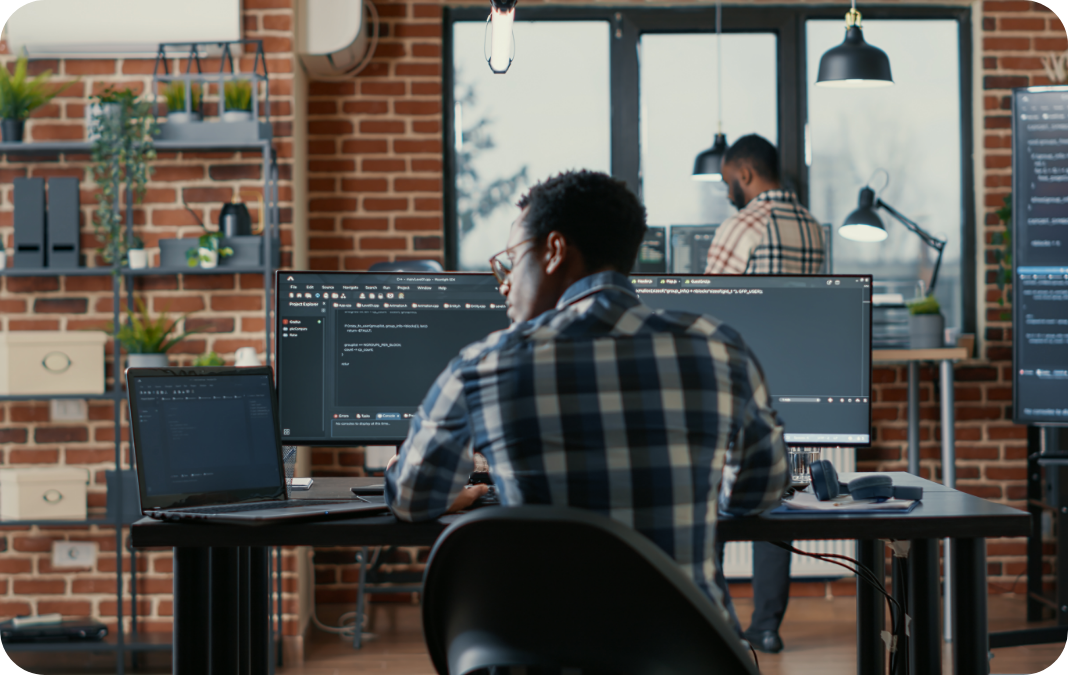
top-left (4, 594), bottom-right (1062, 674)
top-left (283, 595), bottom-right (1067, 675)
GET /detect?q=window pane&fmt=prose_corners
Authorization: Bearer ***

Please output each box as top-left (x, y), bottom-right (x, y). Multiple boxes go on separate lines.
top-left (640, 33), bottom-right (778, 228)
top-left (452, 21), bottom-right (611, 270)
top-left (807, 20), bottom-right (962, 329)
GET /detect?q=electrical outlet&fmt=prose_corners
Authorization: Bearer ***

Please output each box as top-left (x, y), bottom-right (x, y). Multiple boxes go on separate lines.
top-left (49, 399), bottom-right (88, 422)
top-left (52, 541), bottom-right (97, 569)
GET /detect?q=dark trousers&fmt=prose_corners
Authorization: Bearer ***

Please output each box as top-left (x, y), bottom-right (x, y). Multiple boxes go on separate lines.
top-left (715, 539), bottom-right (792, 634)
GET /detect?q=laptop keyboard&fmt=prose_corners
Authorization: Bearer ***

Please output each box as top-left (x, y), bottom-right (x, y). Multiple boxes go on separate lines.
top-left (178, 500), bottom-right (344, 514)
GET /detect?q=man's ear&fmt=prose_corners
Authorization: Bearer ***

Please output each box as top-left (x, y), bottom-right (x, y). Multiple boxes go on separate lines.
top-left (543, 231), bottom-right (567, 275)
top-left (736, 161), bottom-right (755, 188)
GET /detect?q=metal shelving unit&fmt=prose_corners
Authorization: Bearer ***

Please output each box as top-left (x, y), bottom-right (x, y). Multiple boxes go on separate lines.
top-left (0, 135), bottom-right (279, 672)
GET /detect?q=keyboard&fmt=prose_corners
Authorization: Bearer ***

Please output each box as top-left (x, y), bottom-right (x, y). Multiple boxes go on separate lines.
top-left (177, 500), bottom-right (342, 515)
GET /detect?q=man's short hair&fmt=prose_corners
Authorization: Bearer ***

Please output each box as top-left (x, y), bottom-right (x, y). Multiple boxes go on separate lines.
top-left (723, 134), bottom-right (780, 183)
top-left (516, 170), bottom-right (647, 273)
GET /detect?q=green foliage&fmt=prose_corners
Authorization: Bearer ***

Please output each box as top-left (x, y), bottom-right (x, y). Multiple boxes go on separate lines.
top-left (90, 87), bottom-right (158, 268)
top-left (906, 294), bottom-right (942, 316)
top-left (107, 298), bottom-right (202, 354)
top-left (991, 194), bottom-right (1012, 312)
top-left (162, 81), bottom-right (201, 114)
top-left (193, 352), bottom-right (225, 367)
top-left (223, 79), bottom-right (252, 112)
top-left (184, 232), bottom-right (234, 267)
top-left (0, 52), bottom-right (76, 121)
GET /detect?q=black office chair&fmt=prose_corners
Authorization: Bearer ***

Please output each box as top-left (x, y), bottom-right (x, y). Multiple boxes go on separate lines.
top-left (369, 259), bottom-right (444, 273)
top-left (422, 506), bottom-right (760, 675)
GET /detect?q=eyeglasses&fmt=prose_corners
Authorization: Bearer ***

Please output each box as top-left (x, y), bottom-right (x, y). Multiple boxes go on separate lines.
top-left (488, 237), bottom-right (537, 285)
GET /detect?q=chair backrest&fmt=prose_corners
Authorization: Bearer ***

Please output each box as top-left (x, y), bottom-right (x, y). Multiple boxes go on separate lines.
top-left (422, 506), bottom-right (759, 675)
top-left (369, 259), bottom-right (444, 273)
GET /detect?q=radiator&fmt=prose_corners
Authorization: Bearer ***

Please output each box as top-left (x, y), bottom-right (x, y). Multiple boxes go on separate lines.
top-left (722, 447), bottom-right (855, 579)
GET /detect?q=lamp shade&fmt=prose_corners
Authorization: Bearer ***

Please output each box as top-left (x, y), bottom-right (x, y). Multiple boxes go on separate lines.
top-left (692, 132), bottom-right (728, 182)
top-left (839, 187), bottom-right (888, 242)
top-left (816, 26), bottom-right (893, 88)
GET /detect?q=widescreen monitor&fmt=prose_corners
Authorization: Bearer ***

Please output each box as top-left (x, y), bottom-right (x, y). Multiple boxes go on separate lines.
top-left (277, 272), bottom-right (871, 446)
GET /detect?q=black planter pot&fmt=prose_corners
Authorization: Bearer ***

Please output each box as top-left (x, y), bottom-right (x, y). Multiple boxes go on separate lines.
top-left (1, 119), bottom-right (24, 143)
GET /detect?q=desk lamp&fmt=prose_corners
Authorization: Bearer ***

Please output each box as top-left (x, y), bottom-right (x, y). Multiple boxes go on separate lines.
top-left (839, 182), bottom-right (947, 293)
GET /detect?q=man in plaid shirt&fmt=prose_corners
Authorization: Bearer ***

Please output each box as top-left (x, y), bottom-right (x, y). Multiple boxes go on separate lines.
top-left (386, 170), bottom-right (790, 628)
top-left (705, 134), bottom-right (825, 654)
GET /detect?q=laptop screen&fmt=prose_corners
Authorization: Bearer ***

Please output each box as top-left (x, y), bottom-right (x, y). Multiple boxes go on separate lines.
top-left (128, 368), bottom-right (286, 510)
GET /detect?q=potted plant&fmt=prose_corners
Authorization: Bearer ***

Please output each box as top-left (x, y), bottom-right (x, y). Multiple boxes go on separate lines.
top-left (163, 81), bottom-right (202, 123)
top-left (186, 228), bottom-right (234, 269)
top-left (222, 79), bottom-right (252, 122)
top-left (193, 352), bottom-right (225, 367)
top-left (0, 52), bottom-right (76, 142)
top-left (108, 298), bottom-right (203, 369)
top-left (90, 87), bottom-right (157, 270)
top-left (126, 237), bottom-right (148, 269)
top-left (906, 294), bottom-right (943, 350)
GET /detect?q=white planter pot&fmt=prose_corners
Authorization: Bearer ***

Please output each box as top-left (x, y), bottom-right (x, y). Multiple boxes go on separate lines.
top-left (127, 249), bottom-right (148, 269)
top-left (0, 250), bottom-right (6, 269)
top-left (127, 353), bottom-right (169, 370)
top-left (908, 314), bottom-right (945, 350)
top-left (167, 111), bottom-right (203, 124)
top-left (222, 110), bottom-right (252, 122)
top-left (199, 247), bottom-right (218, 269)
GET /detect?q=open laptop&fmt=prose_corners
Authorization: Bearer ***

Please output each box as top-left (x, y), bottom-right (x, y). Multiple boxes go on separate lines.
top-left (126, 366), bottom-right (388, 524)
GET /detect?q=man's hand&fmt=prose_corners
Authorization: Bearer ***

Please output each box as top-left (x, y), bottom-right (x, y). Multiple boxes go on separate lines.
top-left (447, 484), bottom-right (489, 513)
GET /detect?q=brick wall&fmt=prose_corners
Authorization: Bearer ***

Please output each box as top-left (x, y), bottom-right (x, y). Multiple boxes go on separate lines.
top-left (0, 0), bottom-right (301, 639)
top-left (0, 0), bottom-right (1065, 642)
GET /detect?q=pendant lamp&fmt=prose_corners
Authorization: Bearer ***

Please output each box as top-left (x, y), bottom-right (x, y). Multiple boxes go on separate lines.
top-left (816, 2), bottom-right (893, 88)
top-left (692, 2), bottom-right (727, 181)
top-left (486, 0), bottom-right (516, 74)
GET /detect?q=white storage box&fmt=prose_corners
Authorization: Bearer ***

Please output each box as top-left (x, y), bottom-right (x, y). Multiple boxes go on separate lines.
top-left (0, 468), bottom-right (89, 521)
top-left (0, 331), bottom-right (107, 395)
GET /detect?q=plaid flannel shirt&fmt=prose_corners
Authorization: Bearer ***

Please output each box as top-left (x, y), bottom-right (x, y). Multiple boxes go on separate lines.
top-left (705, 190), bottom-right (825, 275)
top-left (385, 271), bottom-right (790, 616)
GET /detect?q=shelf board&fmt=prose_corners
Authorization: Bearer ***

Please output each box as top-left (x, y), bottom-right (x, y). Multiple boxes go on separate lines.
top-left (0, 519), bottom-right (114, 527)
top-left (0, 140), bottom-right (271, 155)
top-left (127, 265), bottom-right (270, 275)
top-left (0, 267), bottom-right (113, 277)
top-left (3, 633), bottom-right (172, 653)
top-left (0, 391), bottom-right (122, 401)
top-left (0, 266), bottom-right (269, 277)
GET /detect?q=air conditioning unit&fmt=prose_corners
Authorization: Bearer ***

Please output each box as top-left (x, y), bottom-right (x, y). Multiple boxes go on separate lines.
top-left (300, 0), bottom-right (374, 78)
top-left (5, 0), bottom-right (240, 58)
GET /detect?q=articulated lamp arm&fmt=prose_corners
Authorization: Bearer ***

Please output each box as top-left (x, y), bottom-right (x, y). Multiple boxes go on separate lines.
top-left (875, 198), bottom-right (947, 295)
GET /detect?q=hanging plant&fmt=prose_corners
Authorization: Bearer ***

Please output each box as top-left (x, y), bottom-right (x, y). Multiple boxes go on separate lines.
top-left (90, 87), bottom-right (159, 269)
top-left (991, 195), bottom-right (1012, 318)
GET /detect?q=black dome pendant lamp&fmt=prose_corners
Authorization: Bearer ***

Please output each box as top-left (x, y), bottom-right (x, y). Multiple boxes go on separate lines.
top-left (816, 1), bottom-right (893, 88)
top-left (693, 2), bottom-right (728, 181)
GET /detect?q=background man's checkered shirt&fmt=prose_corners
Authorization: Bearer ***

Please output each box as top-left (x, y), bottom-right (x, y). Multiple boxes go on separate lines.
top-left (705, 190), bottom-right (825, 274)
top-left (385, 272), bottom-right (790, 619)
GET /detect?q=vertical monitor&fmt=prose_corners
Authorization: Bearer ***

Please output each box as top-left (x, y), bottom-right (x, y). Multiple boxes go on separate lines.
top-left (634, 275), bottom-right (872, 446)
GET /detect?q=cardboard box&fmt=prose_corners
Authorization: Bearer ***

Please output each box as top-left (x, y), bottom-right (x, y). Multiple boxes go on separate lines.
top-left (0, 331), bottom-right (108, 395)
top-left (0, 468), bottom-right (89, 521)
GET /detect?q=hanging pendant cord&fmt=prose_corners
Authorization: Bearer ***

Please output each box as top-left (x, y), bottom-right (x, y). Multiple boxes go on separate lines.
top-left (716, 1), bottom-right (723, 134)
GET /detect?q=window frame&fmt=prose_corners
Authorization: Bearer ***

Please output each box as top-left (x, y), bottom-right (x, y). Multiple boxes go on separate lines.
top-left (442, 5), bottom-right (975, 333)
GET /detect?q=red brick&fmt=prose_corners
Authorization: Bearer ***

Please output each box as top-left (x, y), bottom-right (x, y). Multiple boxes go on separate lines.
top-left (342, 101), bottom-right (389, 115)
top-left (341, 178), bottom-right (389, 192)
top-left (360, 237), bottom-right (407, 250)
top-left (984, 75), bottom-right (1029, 90)
top-left (362, 159), bottom-right (406, 172)
top-left (1036, 37), bottom-right (1068, 51)
top-left (360, 120), bottom-right (405, 134)
top-left (413, 4), bottom-right (441, 17)
top-left (10, 404), bottom-right (48, 422)
top-left (182, 275), bottom-right (236, 291)
top-left (35, 427), bottom-right (88, 443)
top-left (395, 178), bottom-right (441, 192)
top-left (210, 295), bottom-right (263, 311)
top-left (395, 24), bottom-right (441, 38)
top-left (152, 296), bottom-right (204, 313)
top-left (0, 429), bottom-right (28, 443)
top-left (363, 198), bottom-right (408, 211)
top-left (310, 237), bottom-right (355, 251)
top-left (411, 159), bottom-right (442, 172)
top-left (376, 4), bottom-right (407, 17)
top-left (30, 124), bottom-right (84, 141)
top-left (13, 579), bottom-right (65, 594)
top-left (309, 120), bottom-right (354, 135)
top-left (988, 425), bottom-right (1027, 440)
top-left (9, 319), bottom-right (60, 331)
top-left (342, 218), bottom-right (389, 231)
top-left (983, 36), bottom-right (1030, 51)
top-left (986, 466), bottom-right (1025, 480)
top-left (362, 81), bottom-right (405, 96)
top-left (414, 236), bottom-right (441, 251)
top-left (310, 198), bottom-right (358, 212)
top-left (185, 317), bottom-right (235, 333)
top-left (396, 64), bottom-right (440, 77)
top-left (415, 198), bottom-right (442, 211)
top-left (6, 276), bottom-right (60, 293)
top-left (66, 449), bottom-right (116, 464)
top-left (412, 44), bottom-right (441, 58)
top-left (211, 339), bottom-right (265, 354)
top-left (10, 450), bottom-right (60, 464)
top-left (394, 139), bottom-right (441, 154)
top-left (263, 14), bottom-right (292, 30)
top-left (395, 101), bottom-right (441, 116)
top-left (373, 43), bottom-right (406, 59)
top-left (121, 59), bottom-right (157, 75)
top-left (413, 120), bottom-right (441, 134)
top-left (309, 159), bottom-right (356, 172)
top-left (183, 187), bottom-right (234, 203)
top-left (64, 60), bottom-right (116, 75)
top-left (0, 559), bottom-right (32, 574)
top-left (982, 0), bottom-right (1033, 9)
top-left (209, 164), bottom-right (261, 181)
top-left (341, 139), bottom-right (389, 154)
top-left (33, 297), bottom-right (88, 314)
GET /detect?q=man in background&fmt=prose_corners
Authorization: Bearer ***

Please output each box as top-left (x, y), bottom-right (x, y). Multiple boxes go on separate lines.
top-left (705, 134), bottom-right (825, 654)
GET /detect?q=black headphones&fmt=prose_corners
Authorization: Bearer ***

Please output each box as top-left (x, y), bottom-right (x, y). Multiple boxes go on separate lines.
top-left (809, 460), bottom-right (922, 502)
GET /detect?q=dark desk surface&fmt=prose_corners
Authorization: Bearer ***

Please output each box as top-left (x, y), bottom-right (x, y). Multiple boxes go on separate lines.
top-left (131, 472), bottom-right (1030, 549)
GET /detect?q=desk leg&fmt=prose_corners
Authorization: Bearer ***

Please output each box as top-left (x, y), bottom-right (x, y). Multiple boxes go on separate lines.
top-left (173, 547), bottom-right (210, 675)
top-left (239, 547), bottom-right (251, 675)
top-left (908, 361), bottom-right (920, 476)
top-left (250, 547), bottom-right (271, 675)
top-left (952, 538), bottom-right (989, 675)
top-left (940, 359), bottom-right (957, 643)
top-left (857, 539), bottom-right (886, 675)
top-left (909, 539), bottom-right (941, 674)
top-left (212, 547), bottom-right (240, 673)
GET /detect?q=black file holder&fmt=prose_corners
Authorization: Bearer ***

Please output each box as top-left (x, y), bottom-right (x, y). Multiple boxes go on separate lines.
top-left (47, 177), bottom-right (81, 268)
top-left (13, 177), bottom-right (46, 268)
